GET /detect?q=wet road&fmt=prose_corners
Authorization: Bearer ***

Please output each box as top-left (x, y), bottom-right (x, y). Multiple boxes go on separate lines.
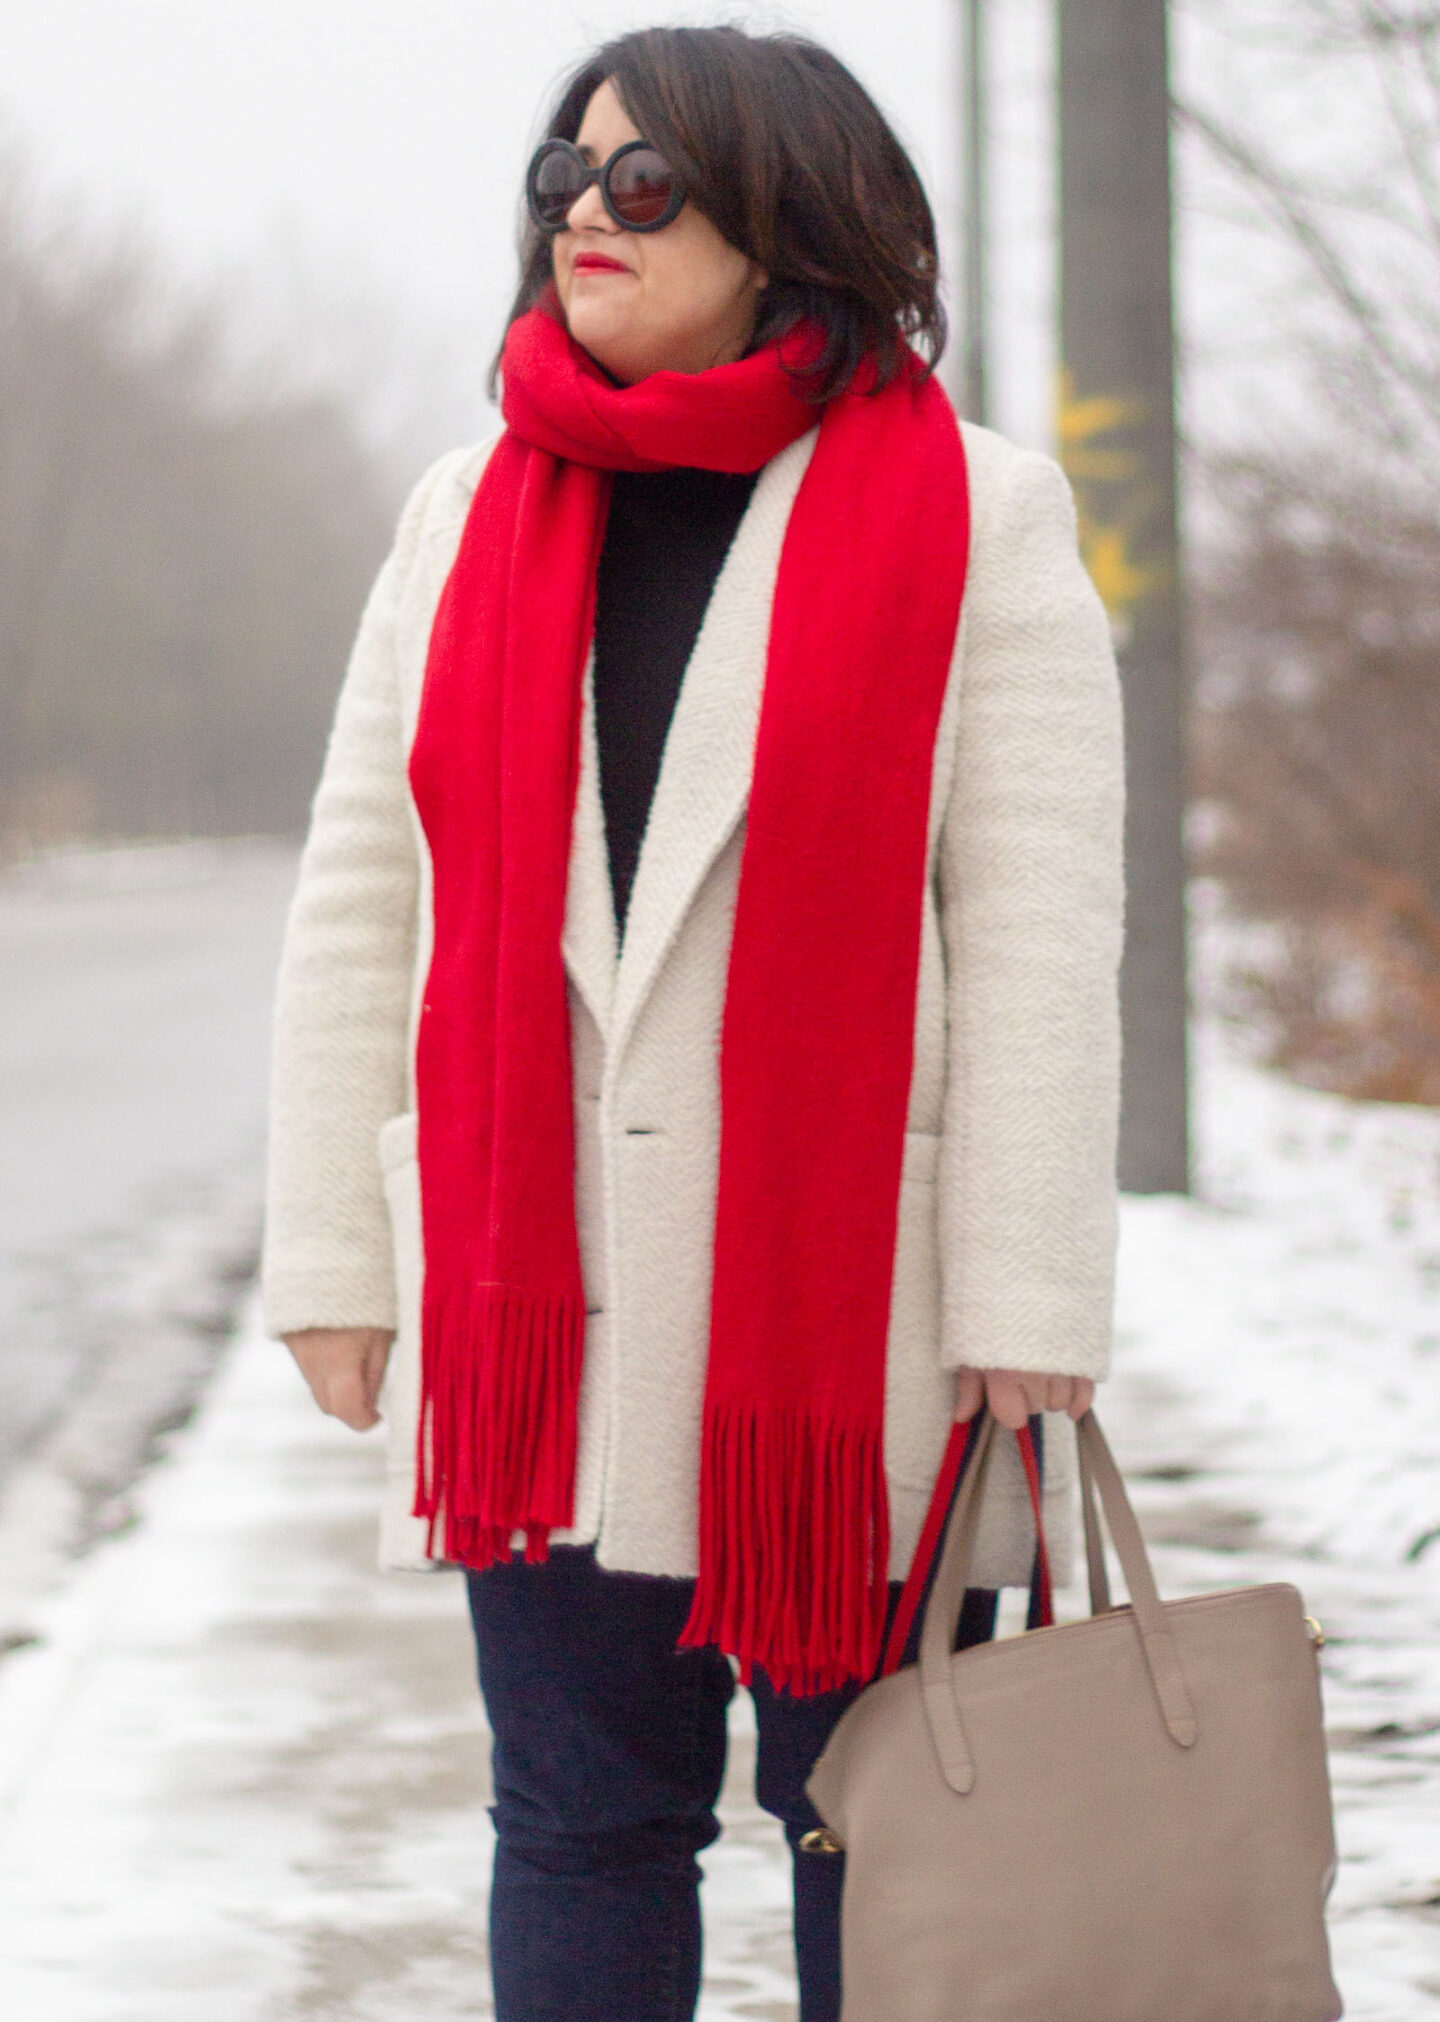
top-left (0, 840), bottom-right (296, 1593)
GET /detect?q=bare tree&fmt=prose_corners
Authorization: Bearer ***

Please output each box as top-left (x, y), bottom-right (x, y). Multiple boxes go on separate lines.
top-left (0, 147), bottom-right (398, 851)
top-left (1177, 3), bottom-right (1440, 447)
top-left (1179, 0), bottom-right (1440, 1099)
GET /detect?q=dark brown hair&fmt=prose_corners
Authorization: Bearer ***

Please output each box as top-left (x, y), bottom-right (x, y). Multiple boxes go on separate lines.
top-left (494, 24), bottom-right (946, 402)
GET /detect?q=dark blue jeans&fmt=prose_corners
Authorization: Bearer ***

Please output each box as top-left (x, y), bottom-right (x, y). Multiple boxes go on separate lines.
top-left (467, 1548), bottom-right (999, 2022)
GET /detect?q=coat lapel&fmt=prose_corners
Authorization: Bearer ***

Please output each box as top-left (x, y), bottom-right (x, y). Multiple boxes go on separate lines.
top-left (605, 428), bottom-right (818, 1064)
top-left (561, 648), bottom-right (618, 1037)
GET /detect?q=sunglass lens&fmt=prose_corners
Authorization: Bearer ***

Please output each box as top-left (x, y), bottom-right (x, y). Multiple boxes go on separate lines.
top-left (532, 146), bottom-right (587, 229)
top-left (608, 147), bottom-right (676, 226)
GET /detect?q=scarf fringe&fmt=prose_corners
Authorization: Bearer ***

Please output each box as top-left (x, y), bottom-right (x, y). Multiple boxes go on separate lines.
top-left (413, 1283), bottom-right (585, 1570)
top-left (678, 1400), bottom-right (890, 1696)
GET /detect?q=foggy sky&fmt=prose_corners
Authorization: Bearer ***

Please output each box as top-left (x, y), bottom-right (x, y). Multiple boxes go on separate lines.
top-left (0, 0), bottom-right (1058, 454)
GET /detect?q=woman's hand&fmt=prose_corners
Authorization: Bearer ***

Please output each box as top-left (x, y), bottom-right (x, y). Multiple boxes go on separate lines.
top-left (954, 1365), bottom-right (1094, 1429)
top-left (284, 1327), bottom-right (394, 1431)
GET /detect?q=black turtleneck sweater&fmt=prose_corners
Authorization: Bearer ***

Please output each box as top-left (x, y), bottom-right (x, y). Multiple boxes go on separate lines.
top-left (592, 465), bottom-right (759, 934)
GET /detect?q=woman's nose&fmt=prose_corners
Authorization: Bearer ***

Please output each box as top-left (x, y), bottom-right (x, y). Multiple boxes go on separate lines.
top-left (566, 178), bottom-right (615, 234)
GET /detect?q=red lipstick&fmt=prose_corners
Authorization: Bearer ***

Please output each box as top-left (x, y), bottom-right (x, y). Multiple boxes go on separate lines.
top-left (573, 252), bottom-right (631, 274)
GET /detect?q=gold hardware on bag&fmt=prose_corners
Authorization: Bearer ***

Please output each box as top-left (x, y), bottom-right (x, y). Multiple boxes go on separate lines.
top-left (799, 1827), bottom-right (845, 1855)
top-left (1304, 1617), bottom-right (1326, 1649)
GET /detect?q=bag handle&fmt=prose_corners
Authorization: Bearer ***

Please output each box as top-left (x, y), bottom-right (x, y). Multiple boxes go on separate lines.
top-left (1079, 1423), bottom-right (1113, 1613)
top-left (879, 1410), bottom-right (1052, 1679)
top-left (1072, 1415), bottom-right (1198, 1747)
top-left (919, 1409), bottom-right (1198, 1796)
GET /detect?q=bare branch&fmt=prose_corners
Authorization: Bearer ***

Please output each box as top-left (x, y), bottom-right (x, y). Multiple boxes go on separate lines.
top-left (1357, 0), bottom-right (1440, 254)
top-left (1175, 96), bottom-right (1440, 412)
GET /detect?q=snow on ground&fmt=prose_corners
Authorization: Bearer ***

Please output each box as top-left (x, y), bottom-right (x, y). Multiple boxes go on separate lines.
top-left (0, 1290), bottom-right (800, 2022)
top-left (1106, 1020), bottom-right (1440, 2019)
top-left (0, 1005), bottom-right (1437, 2015)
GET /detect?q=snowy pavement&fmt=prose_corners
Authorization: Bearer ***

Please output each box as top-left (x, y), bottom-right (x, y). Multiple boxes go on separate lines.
top-left (0, 1027), bottom-right (1438, 2017)
top-left (0, 1296), bottom-right (799, 2021)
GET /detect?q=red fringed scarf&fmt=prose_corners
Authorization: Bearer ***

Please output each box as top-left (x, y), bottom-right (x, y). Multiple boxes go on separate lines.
top-left (409, 305), bottom-right (969, 1693)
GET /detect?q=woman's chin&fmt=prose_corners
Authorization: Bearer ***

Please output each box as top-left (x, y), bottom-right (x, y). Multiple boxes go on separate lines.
top-left (565, 319), bottom-right (653, 387)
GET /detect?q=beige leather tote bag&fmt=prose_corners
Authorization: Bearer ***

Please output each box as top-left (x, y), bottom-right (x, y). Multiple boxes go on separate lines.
top-left (806, 1410), bottom-right (1342, 2021)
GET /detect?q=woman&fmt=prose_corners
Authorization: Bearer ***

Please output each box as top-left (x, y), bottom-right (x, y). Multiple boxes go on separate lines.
top-left (263, 24), bottom-right (1123, 2022)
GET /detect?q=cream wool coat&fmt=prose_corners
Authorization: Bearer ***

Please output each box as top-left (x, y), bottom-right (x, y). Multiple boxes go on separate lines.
top-left (262, 418), bottom-right (1124, 1592)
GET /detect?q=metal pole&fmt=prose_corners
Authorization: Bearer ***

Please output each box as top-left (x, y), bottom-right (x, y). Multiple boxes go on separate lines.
top-left (1057, 0), bottom-right (1190, 1194)
top-left (962, 0), bottom-right (987, 423)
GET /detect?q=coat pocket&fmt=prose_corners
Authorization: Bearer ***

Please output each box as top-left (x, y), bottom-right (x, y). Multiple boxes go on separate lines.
top-left (375, 1112), bottom-right (422, 1441)
top-left (884, 1134), bottom-right (950, 1495)
top-left (901, 1127), bottom-right (941, 1185)
top-left (378, 1109), bottom-right (418, 1180)
top-left (374, 1112), bottom-right (442, 1568)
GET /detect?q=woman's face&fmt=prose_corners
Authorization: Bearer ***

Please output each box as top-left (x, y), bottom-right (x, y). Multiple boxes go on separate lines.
top-left (551, 80), bottom-right (767, 385)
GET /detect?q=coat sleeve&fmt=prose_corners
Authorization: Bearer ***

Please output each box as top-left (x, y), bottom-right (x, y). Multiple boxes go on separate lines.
top-left (260, 456), bottom-right (454, 1338)
top-left (935, 442), bottom-right (1125, 1379)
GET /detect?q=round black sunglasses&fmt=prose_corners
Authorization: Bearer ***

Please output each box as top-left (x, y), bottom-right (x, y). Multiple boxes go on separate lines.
top-left (526, 138), bottom-right (685, 235)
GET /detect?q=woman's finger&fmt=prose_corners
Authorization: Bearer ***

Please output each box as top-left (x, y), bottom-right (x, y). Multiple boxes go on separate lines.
top-left (361, 1336), bottom-right (393, 1415)
top-left (1007, 1373), bottom-right (1046, 1422)
top-left (954, 1365), bottom-right (985, 1421)
top-left (324, 1372), bottom-right (381, 1431)
top-left (983, 1370), bottom-right (1029, 1429)
top-left (980, 1368), bottom-right (1099, 1428)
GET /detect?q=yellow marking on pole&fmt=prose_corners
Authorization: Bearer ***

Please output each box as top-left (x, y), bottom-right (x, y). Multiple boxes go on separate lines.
top-left (1056, 371), bottom-right (1165, 626)
top-left (1056, 385), bottom-right (1146, 446)
top-left (1063, 447), bottom-right (1143, 482)
top-left (1079, 526), bottom-right (1166, 619)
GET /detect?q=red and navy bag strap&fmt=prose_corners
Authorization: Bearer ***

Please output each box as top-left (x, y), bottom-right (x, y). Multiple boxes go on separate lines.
top-left (1018, 1415), bottom-right (1055, 1630)
top-left (878, 1408), bottom-right (1054, 1680)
